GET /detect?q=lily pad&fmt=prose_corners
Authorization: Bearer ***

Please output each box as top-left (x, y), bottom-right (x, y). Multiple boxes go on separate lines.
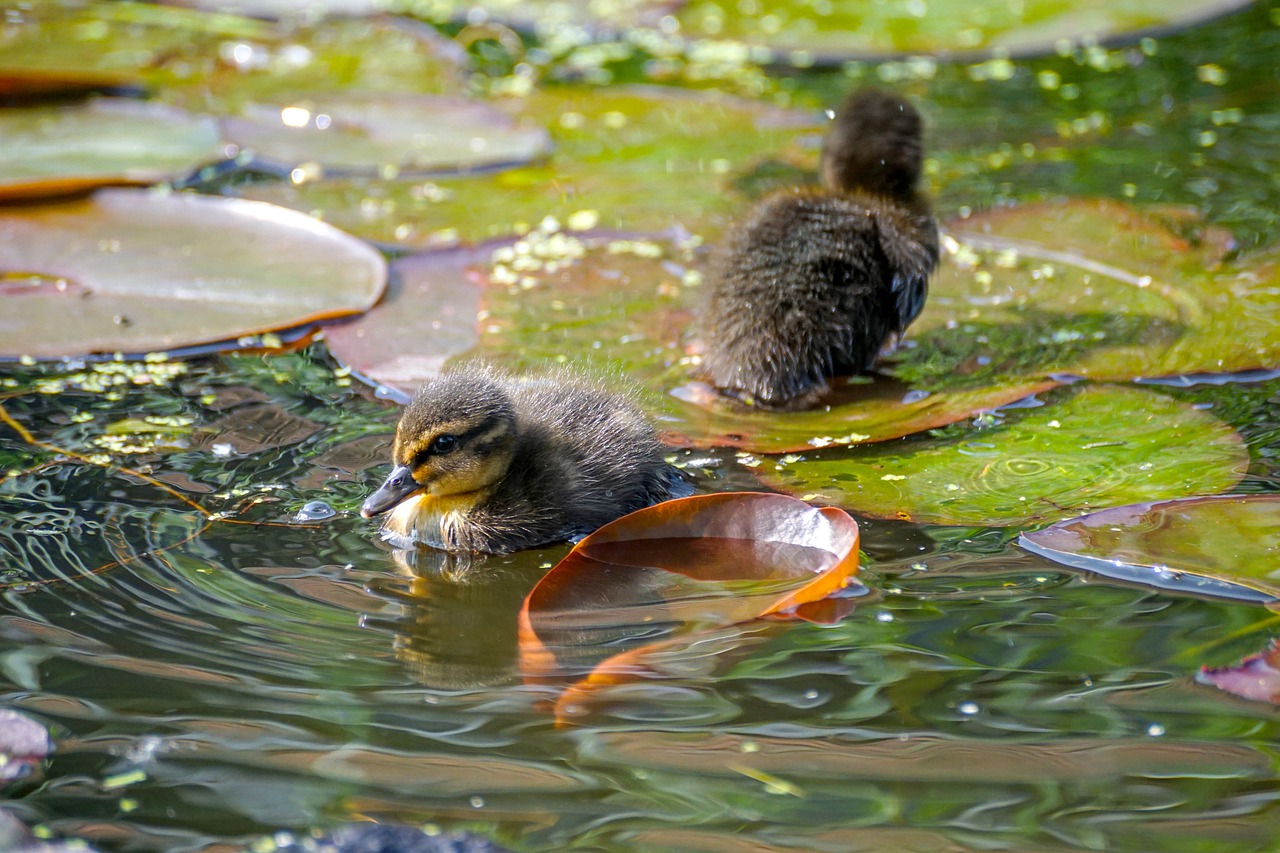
top-left (221, 94), bottom-right (552, 176)
top-left (666, 0), bottom-right (1253, 61)
top-left (0, 99), bottom-right (224, 201)
top-left (324, 243), bottom-right (489, 395)
top-left (0, 1), bottom-right (272, 95)
top-left (235, 85), bottom-right (819, 247)
top-left (1199, 641), bottom-right (1280, 704)
top-left (1019, 495), bottom-right (1280, 602)
top-left (762, 384), bottom-right (1248, 527)
top-left (663, 377), bottom-right (1060, 454)
top-left (894, 199), bottom-right (1279, 387)
top-left (518, 492), bottom-right (861, 722)
top-left (0, 188), bottom-right (386, 359)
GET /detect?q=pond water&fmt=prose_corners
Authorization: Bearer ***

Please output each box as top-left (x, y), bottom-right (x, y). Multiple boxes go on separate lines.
top-left (2, 2), bottom-right (1279, 851)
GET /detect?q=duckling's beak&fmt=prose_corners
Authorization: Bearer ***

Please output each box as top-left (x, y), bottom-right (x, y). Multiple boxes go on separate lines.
top-left (361, 464), bottom-right (422, 518)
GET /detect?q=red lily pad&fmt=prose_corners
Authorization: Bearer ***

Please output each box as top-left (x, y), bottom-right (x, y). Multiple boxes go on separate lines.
top-left (0, 99), bottom-right (224, 201)
top-left (763, 384), bottom-right (1248, 527)
top-left (0, 188), bottom-right (386, 359)
top-left (895, 199), bottom-right (1278, 388)
top-left (222, 94), bottom-right (552, 176)
top-left (518, 492), bottom-right (862, 723)
top-left (1019, 494), bottom-right (1280, 602)
top-left (1199, 641), bottom-right (1280, 705)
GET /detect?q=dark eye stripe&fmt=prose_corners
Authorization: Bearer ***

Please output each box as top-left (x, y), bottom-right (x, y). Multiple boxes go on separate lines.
top-left (410, 414), bottom-right (509, 466)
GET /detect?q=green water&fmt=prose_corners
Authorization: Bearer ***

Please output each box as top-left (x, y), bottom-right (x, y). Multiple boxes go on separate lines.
top-left (3, 2), bottom-right (1280, 851)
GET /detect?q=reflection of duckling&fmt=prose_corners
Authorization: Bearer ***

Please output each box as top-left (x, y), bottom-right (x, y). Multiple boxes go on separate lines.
top-left (360, 365), bottom-right (685, 554)
top-left (699, 89), bottom-right (939, 407)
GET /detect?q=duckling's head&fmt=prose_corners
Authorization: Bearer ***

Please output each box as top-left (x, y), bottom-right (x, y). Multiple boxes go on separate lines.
top-left (820, 88), bottom-right (923, 200)
top-left (360, 370), bottom-right (518, 519)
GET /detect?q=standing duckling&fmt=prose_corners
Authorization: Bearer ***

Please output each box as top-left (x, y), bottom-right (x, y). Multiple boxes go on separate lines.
top-left (360, 364), bottom-right (685, 554)
top-left (698, 89), bottom-right (939, 407)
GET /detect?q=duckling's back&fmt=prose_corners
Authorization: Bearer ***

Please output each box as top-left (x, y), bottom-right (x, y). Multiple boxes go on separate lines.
top-left (699, 88), bottom-right (939, 407)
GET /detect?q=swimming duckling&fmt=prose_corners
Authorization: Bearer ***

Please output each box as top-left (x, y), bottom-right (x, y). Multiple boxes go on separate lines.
top-left (699, 88), bottom-right (939, 408)
top-left (360, 365), bottom-right (685, 554)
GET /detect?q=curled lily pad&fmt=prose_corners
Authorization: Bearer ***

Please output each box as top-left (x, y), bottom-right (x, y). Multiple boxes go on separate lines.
top-left (762, 385), bottom-right (1248, 527)
top-left (895, 200), bottom-right (1278, 388)
top-left (0, 189), bottom-right (386, 359)
top-left (1019, 495), bottom-right (1280, 602)
top-left (222, 94), bottom-right (552, 176)
top-left (235, 85), bottom-right (819, 247)
top-left (0, 99), bottom-right (223, 201)
top-left (1199, 641), bottom-right (1280, 704)
top-left (518, 492), bottom-right (861, 722)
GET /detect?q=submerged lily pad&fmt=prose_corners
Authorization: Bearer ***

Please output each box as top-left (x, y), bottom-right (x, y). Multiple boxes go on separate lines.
top-left (895, 199), bottom-right (1278, 387)
top-left (1199, 641), bottom-right (1280, 704)
top-left (763, 385), bottom-right (1248, 527)
top-left (235, 85), bottom-right (819, 247)
top-left (518, 493), bottom-right (862, 722)
top-left (0, 189), bottom-right (386, 359)
top-left (1019, 495), bottom-right (1280, 602)
top-left (0, 99), bottom-right (223, 201)
top-left (222, 95), bottom-right (552, 176)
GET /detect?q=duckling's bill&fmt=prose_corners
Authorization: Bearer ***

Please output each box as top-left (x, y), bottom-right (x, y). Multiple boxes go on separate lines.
top-left (360, 464), bottom-right (422, 518)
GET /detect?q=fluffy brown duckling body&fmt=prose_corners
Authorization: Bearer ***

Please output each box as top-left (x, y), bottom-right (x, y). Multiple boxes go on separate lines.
top-left (360, 365), bottom-right (685, 554)
top-left (699, 89), bottom-right (940, 407)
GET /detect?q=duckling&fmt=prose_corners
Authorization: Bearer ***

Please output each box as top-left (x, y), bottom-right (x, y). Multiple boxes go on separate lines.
top-left (360, 364), bottom-right (686, 554)
top-left (698, 88), bottom-right (939, 408)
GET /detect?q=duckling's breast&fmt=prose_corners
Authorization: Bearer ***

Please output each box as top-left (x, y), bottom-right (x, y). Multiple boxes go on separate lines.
top-left (380, 492), bottom-right (483, 551)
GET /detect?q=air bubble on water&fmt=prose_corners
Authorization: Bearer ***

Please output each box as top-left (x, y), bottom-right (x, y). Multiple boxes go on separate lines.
top-left (295, 500), bottom-right (336, 522)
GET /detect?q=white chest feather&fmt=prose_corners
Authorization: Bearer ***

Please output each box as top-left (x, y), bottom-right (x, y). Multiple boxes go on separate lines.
top-left (380, 493), bottom-right (471, 550)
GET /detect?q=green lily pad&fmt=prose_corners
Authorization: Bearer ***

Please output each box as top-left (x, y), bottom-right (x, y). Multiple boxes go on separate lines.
top-left (668, 0), bottom-right (1253, 61)
top-left (235, 85), bottom-right (819, 247)
top-left (0, 188), bottom-right (386, 359)
top-left (0, 1), bottom-right (272, 95)
top-left (222, 94), bottom-right (552, 176)
top-left (762, 385), bottom-right (1248, 527)
top-left (893, 199), bottom-right (1279, 388)
top-left (0, 99), bottom-right (224, 201)
top-left (1019, 495), bottom-right (1280, 602)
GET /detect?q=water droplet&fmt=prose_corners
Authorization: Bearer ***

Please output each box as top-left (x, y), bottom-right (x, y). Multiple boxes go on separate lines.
top-left (958, 702), bottom-right (980, 716)
top-left (1147, 723), bottom-right (1165, 737)
top-left (875, 612), bottom-right (894, 622)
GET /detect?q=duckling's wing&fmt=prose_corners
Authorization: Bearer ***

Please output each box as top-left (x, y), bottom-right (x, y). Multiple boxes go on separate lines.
top-left (876, 211), bottom-right (938, 332)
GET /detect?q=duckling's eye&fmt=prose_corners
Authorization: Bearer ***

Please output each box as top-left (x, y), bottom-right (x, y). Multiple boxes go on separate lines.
top-left (430, 434), bottom-right (458, 454)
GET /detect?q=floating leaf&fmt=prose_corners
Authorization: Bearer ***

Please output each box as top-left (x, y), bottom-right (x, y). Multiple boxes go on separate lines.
top-left (0, 189), bottom-right (386, 359)
top-left (896, 199), bottom-right (1278, 387)
top-left (662, 377), bottom-right (1060, 454)
top-left (763, 385), bottom-right (1248, 527)
top-left (221, 94), bottom-right (552, 176)
top-left (666, 0), bottom-right (1252, 61)
top-left (0, 708), bottom-right (51, 784)
top-left (235, 85), bottom-right (819, 247)
top-left (0, 1), bottom-right (272, 95)
top-left (1199, 641), bottom-right (1280, 705)
top-left (0, 99), bottom-right (223, 201)
top-left (1019, 495), bottom-right (1280, 602)
top-left (518, 492), bottom-right (861, 722)
top-left (324, 243), bottom-right (489, 395)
